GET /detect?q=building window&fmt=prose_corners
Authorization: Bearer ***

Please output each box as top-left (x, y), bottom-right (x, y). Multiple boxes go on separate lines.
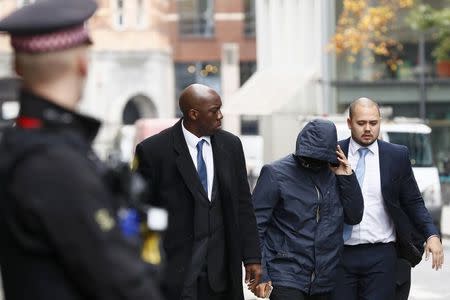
top-left (240, 61), bottom-right (256, 86)
top-left (333, 0), bottom-right (450, 81)
top-left (122, 94), bottom-right (157, 125)
top-left (113, 0), bottom-right (125, 29)
top-left (243, 0), bottom-right (255, 37)
top-left (178, 0), bottom-right (214, 37)
top-left (17, 0), bottom-right (35, 7)
top-left (175, 62), bottom-right (221, 116)
top-left (136, 0), bottom-right (148, 29)
top-left (240, 116), bottom-right (259, 135)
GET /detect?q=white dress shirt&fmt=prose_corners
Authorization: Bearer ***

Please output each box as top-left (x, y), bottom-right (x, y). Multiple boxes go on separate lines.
top-left (182, 121), bottom-right (214, 201)
top-left (345, 138), bottom-right (396, 245)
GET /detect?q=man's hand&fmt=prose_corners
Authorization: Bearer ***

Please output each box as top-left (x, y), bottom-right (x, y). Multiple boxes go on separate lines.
top-left (330, 145), bottom-right (352, 175)
top-left (254, 281), bottom-right (272, 298)
top-left (425, 236), bottom-right (444, 270)
top-left (244, 263), bottom-right (262, 293)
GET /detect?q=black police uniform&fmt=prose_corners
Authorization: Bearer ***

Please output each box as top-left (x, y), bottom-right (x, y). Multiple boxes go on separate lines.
top-left (0, 0), bottom-right (163, 299)
top-left (0, 92), bottom-right (163, 300)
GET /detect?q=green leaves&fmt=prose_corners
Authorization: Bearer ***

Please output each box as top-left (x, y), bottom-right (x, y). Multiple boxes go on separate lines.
top-left (406, 1), bottom-right (450, 61)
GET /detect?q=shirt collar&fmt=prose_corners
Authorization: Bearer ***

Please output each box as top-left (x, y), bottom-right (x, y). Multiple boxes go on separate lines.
top-left (349, 137), bottom-right (378, 156)
top-left (181, 120), bottom-right (211, 148)
top-left (18, 88), bottom-right (101, 144)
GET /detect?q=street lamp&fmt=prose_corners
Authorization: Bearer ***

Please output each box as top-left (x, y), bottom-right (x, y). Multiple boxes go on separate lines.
top-left (418, 32), bottom-right (427, 120)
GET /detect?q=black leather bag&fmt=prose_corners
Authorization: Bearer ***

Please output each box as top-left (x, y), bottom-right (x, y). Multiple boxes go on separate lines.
top-left (396, 221), bottom-right (425, 267)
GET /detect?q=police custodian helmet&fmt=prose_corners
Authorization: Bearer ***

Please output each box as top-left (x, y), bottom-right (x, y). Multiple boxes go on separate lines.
top-left (0, 0), bottom-right (97, 53)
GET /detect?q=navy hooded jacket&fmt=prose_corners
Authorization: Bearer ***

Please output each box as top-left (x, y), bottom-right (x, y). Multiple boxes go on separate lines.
top-left (252, 119), bottom-right (364, 295)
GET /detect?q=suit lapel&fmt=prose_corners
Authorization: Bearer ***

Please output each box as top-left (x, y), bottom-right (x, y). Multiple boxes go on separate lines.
top-left (211, 134), bottom-right (231, 200)
top-left (339, 138), bottom-right (350, 156)
top-left (173, 120), bottom-right (209, 205)
top-left (211, 133), bottom-right (242, 234)
top-left (377, 139), bottom-right (390, 193)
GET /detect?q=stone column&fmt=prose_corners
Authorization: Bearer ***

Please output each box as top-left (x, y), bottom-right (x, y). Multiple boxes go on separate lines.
top-left (221, 43), bottom-right (241, 135)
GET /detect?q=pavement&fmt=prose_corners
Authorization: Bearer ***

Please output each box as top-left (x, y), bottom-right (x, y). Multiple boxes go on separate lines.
top-left (409, 238), bottom-right (450, 300)
top-left (244, 238), bottom-right (450, 300)
top-left (0, 239), bottom-right (448, 300)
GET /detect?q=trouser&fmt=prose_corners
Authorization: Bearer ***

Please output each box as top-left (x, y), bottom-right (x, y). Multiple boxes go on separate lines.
top-left (395, 258), bottom-right (412, 300)
top-left (331, 242), bottom-right (397, 300)
top-left (270, 285), bottom-right (331, 300)
top-left (196, 270), bottom-right (228, 300)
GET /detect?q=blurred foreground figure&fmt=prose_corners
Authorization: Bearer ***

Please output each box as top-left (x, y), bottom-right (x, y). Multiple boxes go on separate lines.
top-left (135, 84), bottom-right (262, 300)
top-left (0, 1), bottom-right (163, 299)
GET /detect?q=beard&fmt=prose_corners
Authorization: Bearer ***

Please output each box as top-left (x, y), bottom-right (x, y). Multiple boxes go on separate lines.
top-left (353, 133), bottom-right (378, 147)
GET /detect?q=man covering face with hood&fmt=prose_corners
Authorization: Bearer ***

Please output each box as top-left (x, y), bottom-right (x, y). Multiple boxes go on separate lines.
top-left (252, 119), bottom-right (364, 300)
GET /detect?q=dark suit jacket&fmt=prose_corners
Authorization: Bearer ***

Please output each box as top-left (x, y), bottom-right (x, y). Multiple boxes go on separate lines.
top-left (135, 119), bottom-right (261, 300)
top-left (339, 138), bottom-right (439, 268)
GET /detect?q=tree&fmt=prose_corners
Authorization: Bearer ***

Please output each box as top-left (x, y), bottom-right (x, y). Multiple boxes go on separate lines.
top-left (406, 2), bottom-right (450, 62)
top-left (329, 0), bottom-right (414, 72)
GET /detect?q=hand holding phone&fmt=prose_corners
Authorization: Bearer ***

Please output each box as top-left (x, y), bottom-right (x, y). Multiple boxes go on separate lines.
top-left (254, 281), bottom-right (273, 299)
top-left (264, 283), bottom-right (273, 298)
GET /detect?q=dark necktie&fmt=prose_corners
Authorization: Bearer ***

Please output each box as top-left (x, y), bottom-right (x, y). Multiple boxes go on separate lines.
top-left (196, 139), bottom-right (208, 194)
top-left (343, 147), bottom-right (370, 241)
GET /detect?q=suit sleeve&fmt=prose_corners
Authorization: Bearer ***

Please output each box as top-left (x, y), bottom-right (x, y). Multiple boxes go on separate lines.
top-left (11, 149), bottom-right (163, 300)
top-left (398, 148), bottom-right (439, 239)
top-left (336, 172), bottom-right (364, 225)
top-left (233, 136), bottom-right (262, 265)
top-left (252, 165), bottom-right (280, 282)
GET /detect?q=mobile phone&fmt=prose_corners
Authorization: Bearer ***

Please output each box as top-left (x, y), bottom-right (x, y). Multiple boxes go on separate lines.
top-left (264, 284), bottom-right (273, 298)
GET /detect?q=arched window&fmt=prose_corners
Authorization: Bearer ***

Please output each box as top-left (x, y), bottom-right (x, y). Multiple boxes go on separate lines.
top-left (122, 94), bottom-right (158, 125)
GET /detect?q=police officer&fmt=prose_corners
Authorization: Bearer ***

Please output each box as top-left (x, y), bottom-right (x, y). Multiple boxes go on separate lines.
top-left (0, 1), bottom-right (163, 299)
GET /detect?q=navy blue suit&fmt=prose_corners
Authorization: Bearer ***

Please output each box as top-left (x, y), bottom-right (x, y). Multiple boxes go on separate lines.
top-left (332, 138), bottom-right (439, 300)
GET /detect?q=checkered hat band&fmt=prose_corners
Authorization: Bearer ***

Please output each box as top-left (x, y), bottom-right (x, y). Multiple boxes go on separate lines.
top-left (11, 25), bottom-right (90, 53)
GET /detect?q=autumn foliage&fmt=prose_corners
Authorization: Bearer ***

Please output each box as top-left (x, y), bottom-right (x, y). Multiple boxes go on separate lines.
top-left (329, 0), bottom-right (414, 68)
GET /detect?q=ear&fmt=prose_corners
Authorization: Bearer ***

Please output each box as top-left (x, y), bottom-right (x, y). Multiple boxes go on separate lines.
top-left (77, 50), bottom-right (88, 77)
top-left (188, 109), bottom-right (198, 121)
top-left (14, 56), bottom-right (23, 77)
top-left (347, 117), bottom-right (352, 130)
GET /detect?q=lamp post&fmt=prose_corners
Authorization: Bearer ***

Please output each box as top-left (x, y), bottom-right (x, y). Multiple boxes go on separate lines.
top-left (418, 32), bottom-right (427, 120)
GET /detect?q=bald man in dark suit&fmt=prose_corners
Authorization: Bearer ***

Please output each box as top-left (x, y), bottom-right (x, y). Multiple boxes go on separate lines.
top-left (135, 84), bottom-right (262, 300)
